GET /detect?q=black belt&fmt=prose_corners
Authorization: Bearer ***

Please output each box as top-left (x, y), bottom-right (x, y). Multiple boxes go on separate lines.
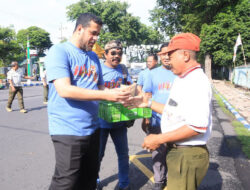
top-left (166, 143), bottom-right (207, 149)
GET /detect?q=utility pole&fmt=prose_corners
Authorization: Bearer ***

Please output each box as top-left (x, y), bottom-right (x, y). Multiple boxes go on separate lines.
top-left (59, 23), bottom-right (67, 42)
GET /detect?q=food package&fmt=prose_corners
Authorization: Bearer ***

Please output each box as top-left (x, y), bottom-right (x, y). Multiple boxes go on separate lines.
top-left (120, 83), bottom-right (137, 97)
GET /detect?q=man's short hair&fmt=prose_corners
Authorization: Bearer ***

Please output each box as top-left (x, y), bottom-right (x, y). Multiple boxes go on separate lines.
top-left (148, 53), bottom-right (158, 61)
top-left (159, 42), bottom-right (169, 52)
top-left (11, 61), bottom-right (18, 67)
top-left (104, 40), bottom-right (123, 53)
top-left (74, 13), bottom-right (103, 31)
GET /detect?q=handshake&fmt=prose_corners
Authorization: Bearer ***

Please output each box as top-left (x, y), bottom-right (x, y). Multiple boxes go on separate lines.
top-left (106, 83), bottom-right (150, 109)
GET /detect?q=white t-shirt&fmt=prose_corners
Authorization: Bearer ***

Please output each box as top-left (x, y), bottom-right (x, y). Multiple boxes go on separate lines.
top-left (40, 70), bottom-right (47, 84)
top-left (7, 68), bottom-right (24, 87)
top-left (161, 67), bottom-right (212, 145)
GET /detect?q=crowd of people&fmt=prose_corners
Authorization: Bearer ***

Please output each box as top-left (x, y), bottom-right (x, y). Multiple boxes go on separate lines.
top-left (6, 12), bottom-right (213, 190)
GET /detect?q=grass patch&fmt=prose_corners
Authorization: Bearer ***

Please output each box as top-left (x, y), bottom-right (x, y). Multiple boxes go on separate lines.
top-left (213, 92), bottom-right (250, 159)
top-left (232, 121), bottom-right (250, 158)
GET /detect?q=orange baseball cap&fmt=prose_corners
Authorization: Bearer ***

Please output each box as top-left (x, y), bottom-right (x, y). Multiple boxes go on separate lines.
top-left (158, 33), bottom-right (201, 55)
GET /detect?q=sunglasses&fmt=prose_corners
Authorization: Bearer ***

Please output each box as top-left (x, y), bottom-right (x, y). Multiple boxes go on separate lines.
top-left (110, 51), bottom-right (123, 56)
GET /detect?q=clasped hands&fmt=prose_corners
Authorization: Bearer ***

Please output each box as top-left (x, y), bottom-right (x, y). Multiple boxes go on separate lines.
top-left (110, 88), bottom-right (160, 152)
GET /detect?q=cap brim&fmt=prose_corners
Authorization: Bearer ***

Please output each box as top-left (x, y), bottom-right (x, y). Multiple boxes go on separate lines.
top-left (157, 47), bottom-right (177, 55)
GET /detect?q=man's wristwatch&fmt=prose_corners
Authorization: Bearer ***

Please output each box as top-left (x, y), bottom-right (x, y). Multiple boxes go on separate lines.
top-left (147, 98), bottom-right (152, 108)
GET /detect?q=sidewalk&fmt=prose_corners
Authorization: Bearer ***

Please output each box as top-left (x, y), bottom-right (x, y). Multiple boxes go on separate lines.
top-left (212, 80), bottom-right (250, 124)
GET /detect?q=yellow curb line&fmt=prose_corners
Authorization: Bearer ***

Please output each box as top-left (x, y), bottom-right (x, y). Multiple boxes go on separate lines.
top-left (129, 154), bottom-right (154, 183)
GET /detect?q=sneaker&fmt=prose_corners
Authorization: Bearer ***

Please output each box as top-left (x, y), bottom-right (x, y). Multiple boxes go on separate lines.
top-left (20, 109), bottom-right (28, 113)
top-left (6, 107), bottom-right (12, 112)
top-left (119, 185), bottom-right (130, 190)
top-left (43, 101), bottom-right (48, 105)
top-left (152, 182), bottom-right (166, 190)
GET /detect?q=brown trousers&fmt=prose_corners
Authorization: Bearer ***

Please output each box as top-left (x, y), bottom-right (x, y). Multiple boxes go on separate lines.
top-left (43, 85), bottom-right (49, 102)
top-left (7, 86), bottom-right (24, 109)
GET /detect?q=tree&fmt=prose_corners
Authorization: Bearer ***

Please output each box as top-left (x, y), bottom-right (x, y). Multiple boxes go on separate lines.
top-left (17, 26), bottom-right (52, 56)
top-left (0, 26), bottom-right (23, 66)
top-left (200, 0), bottom-right (250, 67)
top-left (150, 0), bottom-right (239, 37)
top-left (66, 0), bottom-right (162, 47)
top-left (150, 0), bottom-right (249, 78)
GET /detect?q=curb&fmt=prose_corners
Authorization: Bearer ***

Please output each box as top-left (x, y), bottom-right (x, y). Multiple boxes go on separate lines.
top-left (213, 87), bottom-right (250, 130)
top-left (0, 83), bottom-right (43, 89)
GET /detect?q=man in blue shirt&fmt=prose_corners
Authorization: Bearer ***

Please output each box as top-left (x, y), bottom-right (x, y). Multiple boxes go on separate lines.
top-left (46, 13), bottom-right (130, 190)
top-left (142, 43), bottom-right (176, 190)
top-left (137, 54), bottom-right (158, 94)
top-left (97, 40), bottom-right (133, 190)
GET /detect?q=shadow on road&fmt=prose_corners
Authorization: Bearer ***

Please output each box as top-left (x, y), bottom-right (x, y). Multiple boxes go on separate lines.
top-left (98, 150), bottom-right (152, 190)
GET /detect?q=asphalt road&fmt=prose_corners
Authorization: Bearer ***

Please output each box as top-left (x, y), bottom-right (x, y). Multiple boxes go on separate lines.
top-left (0, 86), bottom-right (249, 190)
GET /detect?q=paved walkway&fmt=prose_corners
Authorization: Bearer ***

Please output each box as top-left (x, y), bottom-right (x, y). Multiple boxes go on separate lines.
top-left (212, 80), bottom-right (250, 124)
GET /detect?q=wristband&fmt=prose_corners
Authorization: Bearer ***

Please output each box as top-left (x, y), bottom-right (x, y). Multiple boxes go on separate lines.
top-left (147, 98), bottom-right (152, 108)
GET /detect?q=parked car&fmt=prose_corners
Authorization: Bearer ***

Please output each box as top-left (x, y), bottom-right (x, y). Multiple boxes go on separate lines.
top-left (129, 68), bottom-right (144, 82)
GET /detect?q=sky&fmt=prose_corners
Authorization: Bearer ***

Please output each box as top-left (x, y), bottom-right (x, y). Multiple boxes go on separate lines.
top-left (0, 0), bottom-right (156, 44)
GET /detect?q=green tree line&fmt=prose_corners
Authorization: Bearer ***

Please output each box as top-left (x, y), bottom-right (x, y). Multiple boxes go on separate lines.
top-left (0, 26), bottom-right (52, 67)
top-left (66, 0), bottom-right (163, 47)
top-left (150, 0), bottom-right (249, 68)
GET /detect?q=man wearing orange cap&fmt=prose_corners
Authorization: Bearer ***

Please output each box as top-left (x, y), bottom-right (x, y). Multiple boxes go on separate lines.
top-left (128, 33), bottom-right (212, 190)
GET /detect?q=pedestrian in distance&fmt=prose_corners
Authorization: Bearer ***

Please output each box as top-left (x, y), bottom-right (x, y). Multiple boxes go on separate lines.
top-left (126, 33), bottom-right (212, 190)
top-left (97, 40), bottom-right (133, 190)
top-left (142, 45), bottom-right (176, 190)
top-left (137, 54), bottom-right (158, 94)
top-left (40, 69), bottom-right (48, 104)
top-left (6, 61), bottom-right (35, 113)
top-left (45, 13), bottom-right (131, 190)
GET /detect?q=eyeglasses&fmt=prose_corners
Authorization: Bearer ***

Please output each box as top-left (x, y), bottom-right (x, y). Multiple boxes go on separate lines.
top-left (110, 51), bottom-right (123, 56)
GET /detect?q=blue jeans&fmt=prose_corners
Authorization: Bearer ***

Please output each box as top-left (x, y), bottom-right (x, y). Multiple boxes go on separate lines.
top-left (99, 127), bottom-right (129, 188)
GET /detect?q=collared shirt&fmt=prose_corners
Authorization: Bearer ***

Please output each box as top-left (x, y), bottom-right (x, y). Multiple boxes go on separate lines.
top-left (161, 66), bottom-right (212, 145)
top-left (7, 68), bottom-right (24, 87)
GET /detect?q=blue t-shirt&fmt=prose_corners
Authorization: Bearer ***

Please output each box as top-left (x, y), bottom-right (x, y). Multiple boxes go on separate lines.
top-left (143, 66), bottom-right (176, 127)
top-left (46, 41), bottom-right (104, 136)
top-left (137, 68), bottom-right (150, 87)
top-left (99, 64), bottom-right (133, 129)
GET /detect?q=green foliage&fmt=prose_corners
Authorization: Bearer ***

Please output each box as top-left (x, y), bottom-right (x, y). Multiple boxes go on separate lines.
top-left (151, 0), bottom-right (238, 36)
top-left (200, 0), bottom-right (250, 67)
top-left (66, 0), bottom-right (162, 47)
top-left (0, 26), bottom-right (23, 66)
top-left (0, 73), bottom-right (6, 79)
top-left (151, 0), bottom-right (249, 67)
top-left (17, 26), bottom-right (52, 56)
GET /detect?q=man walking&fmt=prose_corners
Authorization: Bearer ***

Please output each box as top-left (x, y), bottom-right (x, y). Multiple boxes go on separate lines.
top-left (45, 13), bottom-right (130, 190)
top-left (142, 44), bottom-right (176, 190)
top-left (6, 61), bottom-right (34, 113)
top-left (40, 69), bottom-right (48, 104)
top-left (97, 40), bottom-right (132, 190)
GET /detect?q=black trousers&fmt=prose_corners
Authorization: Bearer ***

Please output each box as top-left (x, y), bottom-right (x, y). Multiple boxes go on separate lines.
top-left (49, 129), bottom-right (100, 190)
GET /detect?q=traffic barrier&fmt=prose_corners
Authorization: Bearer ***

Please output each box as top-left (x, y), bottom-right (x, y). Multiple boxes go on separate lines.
top-left (213, 87), bottom-right (250, 130)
